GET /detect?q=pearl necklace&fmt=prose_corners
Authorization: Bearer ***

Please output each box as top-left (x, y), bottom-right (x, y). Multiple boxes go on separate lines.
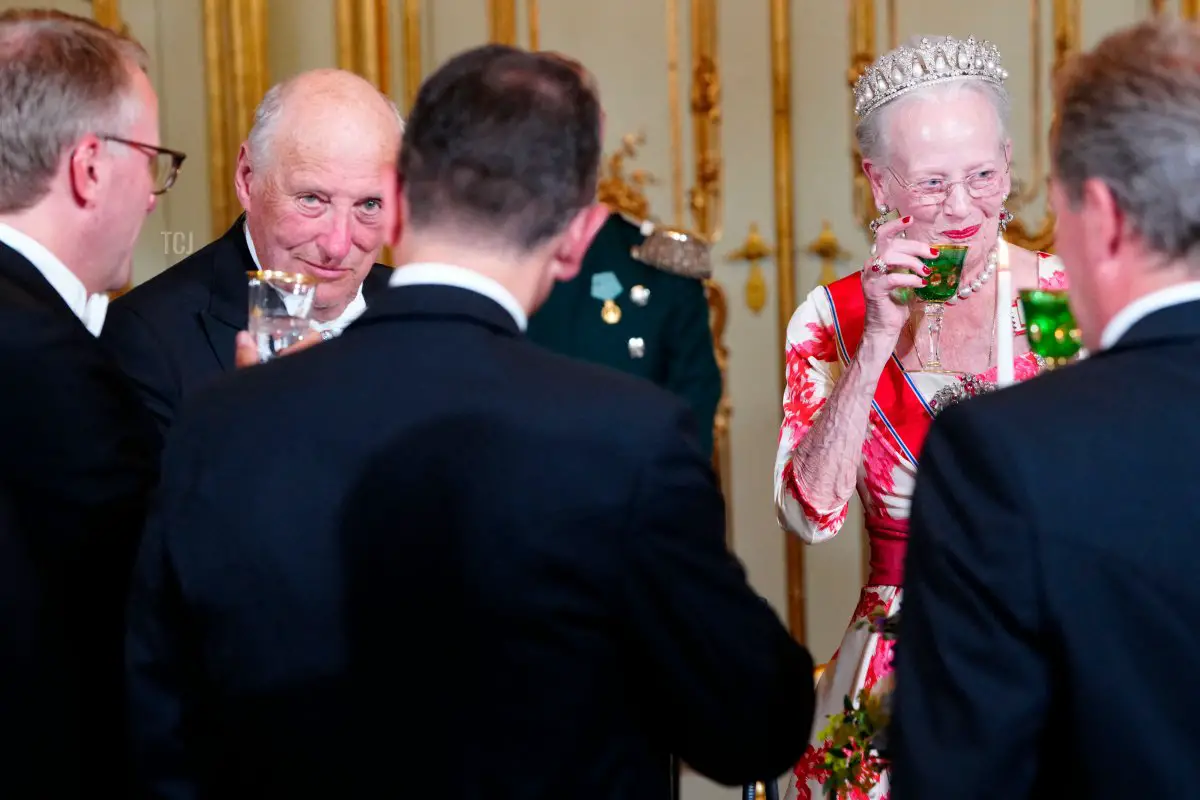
top-left (944, 244), bottom-right (998, 305)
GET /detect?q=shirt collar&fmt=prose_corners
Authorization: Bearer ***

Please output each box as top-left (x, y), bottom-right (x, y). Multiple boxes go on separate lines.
top-left (1099, 281), bottom-right (1200, 350)
top-left (387, 262), bottom-right (528, 331)
top-left (0, 223), bottom-right (107, 336)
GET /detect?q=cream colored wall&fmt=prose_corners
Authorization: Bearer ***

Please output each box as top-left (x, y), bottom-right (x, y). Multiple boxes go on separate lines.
top-left (0, 0), bottom-right (1166, 796)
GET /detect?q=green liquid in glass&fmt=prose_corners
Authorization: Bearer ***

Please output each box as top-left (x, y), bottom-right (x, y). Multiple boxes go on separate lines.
top-left (914, 244), bottom-right (969, 303)
top-left (1019, 289), bottom-right (1082, 361)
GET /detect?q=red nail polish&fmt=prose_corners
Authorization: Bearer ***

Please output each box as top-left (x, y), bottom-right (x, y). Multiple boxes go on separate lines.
top-left (923, 266), bottom-right (933, 274)
top-left (901, 216), bottom-right (912, 223)
top-left (929, 247), bottom-right (939, 256)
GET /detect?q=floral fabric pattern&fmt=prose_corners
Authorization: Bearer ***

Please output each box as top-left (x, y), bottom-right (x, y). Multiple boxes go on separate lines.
top-left (775, 254), bottom-right (1066, 800)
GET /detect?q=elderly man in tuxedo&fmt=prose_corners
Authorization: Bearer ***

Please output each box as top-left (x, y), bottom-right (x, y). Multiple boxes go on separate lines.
top-left (126, 44), bottom-right (814, 799)
top-left (891, 17), bottom-right (1200, 799)
top-left (0, 9), bottom-right (166, 795)
top-left (102, 67), bottom-right (402, 435)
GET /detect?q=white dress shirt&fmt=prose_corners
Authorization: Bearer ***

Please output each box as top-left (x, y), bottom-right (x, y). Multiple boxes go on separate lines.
top-left (0, 223), bottom-right (107, 336)
top-left (1099, 281), bottom-right (1200, 350)
top-left (244, 222), bottom-right (367, 337)
top-left (387, 261), bottom-right (528, 330)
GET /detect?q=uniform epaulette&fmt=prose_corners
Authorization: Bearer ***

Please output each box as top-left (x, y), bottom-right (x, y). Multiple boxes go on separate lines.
top-left (628, 218), bottom-right (713, 281)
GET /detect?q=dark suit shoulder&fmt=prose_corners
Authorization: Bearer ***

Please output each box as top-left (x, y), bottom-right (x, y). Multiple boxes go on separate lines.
top-left (0, 301), bottom-right (88, 362)
top-left (110, 238), bottom-right (228, 320)
top-left (523, 337), bottom-right (690, 416)
top-left (362, 263), bottom-right (393, 300)
top-left (175, 317), bottom-right (693, 460)
top-left (924, 346), bottom-right (1167, 556)
top-left (935, 350), bottom-right (1127, 446)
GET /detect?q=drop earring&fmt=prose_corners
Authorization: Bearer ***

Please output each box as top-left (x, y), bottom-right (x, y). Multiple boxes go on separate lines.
top-left (999, 204), bottom-right (1014, 234)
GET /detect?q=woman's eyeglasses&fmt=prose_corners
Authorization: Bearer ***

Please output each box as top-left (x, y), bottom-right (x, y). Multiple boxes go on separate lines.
top-left (888, 161), bottom-right (1009, 206)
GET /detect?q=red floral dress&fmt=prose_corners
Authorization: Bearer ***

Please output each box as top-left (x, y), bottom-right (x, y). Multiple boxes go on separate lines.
top-left (774, 253), bottom-right (1067, 800)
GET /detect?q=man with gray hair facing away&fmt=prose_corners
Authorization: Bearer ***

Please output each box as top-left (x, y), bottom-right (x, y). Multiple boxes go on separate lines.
top-left (102, 68), bottom-right (403, 435)
top-left (892, 16), bottom-right (1200, 799)
top-left (0, 8), bottom-right (167, 795)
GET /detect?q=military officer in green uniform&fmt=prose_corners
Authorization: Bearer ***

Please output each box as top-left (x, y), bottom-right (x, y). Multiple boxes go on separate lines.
top-left (527, 210), bottom-right (722, 457)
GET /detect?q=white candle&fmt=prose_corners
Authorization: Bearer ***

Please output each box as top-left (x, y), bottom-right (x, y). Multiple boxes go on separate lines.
top-left (995, 237), bottom-right (1014, 387)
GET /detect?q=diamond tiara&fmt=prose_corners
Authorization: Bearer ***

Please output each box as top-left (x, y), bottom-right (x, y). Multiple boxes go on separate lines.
top-left (853, 35), bottom-right (1008, 119)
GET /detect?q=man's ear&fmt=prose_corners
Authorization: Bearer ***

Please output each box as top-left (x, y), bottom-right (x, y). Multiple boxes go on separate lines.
top-left (1081, 177), bottom-right (1123, 277)
top-left (68, 134), bottom-right (105, 207)
top-left (233, 143), bottom-right (253, 212)
top-left (388, 177), bottom-right (406, 249)
top-left (551, 203), bottom-right (609, 281)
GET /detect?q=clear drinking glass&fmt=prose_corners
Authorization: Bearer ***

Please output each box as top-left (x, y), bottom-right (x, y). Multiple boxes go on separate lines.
top-left (247, 270), bottom-right (317, 362)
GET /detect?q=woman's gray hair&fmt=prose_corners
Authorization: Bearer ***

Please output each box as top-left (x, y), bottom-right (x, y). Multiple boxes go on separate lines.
top-left (0, 9), bottom-right (149, 213)
top-left (245, 77), bottom-right (405, 169)
top-left (855, 35), bottom-right (1012, 164)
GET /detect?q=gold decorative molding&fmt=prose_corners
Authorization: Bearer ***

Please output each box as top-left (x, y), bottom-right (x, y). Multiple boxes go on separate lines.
top-left (89, 0), bottom-right (123, 32)
top-left (666, 0), bottom-right (685, 226)
top-left (401, 0), bottom-right (422, 109)
top-left (806, 221), bottom-right (851, 288)
top-left (771, 0), bottom-right (804, 644)
top-left (1003, 0), bottom-right (1079, 253)
top-left (203, 0), bottom-right (269, 239)
top-left (1184, 0), bottom-right (1200, 19)
top-left (688, 0), bottom-right (722, 242)
top-left (687, 0), bottom-right (731, 541)
top-left (848, 0), bottom-right (880, 236)
top-left (727, 223), bottom-right (771, 314)
top-left (526, 0), bottom-right (539, 50)
top-left (596, 133), bottom-right (655, 222)
top-left (487, 0), bottom-right (516, 45)
top-left (705, 277), bottom-right (733, 546)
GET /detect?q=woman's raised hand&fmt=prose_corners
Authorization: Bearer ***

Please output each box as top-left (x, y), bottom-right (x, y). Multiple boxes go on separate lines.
top-left (861, 215), bottom-right (935, 341)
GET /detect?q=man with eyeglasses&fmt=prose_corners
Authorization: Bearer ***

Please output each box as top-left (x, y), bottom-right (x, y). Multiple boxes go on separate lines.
top-left (0, 9), bottom-right (167, 796)
top-left (101, 68), bottom-right (403, 436)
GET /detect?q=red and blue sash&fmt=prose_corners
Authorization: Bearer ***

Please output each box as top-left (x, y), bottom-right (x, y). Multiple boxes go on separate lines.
top-left (822, 275), bottom-right (934, 465)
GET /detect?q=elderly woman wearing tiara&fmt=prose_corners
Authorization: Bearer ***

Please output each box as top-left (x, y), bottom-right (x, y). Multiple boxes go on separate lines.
top-left (774, 35), bottom-right (1067, 799)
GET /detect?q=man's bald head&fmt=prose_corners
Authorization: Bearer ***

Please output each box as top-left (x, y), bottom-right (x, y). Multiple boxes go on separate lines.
top-left (234, 69), bottom-right (404, 321)
top-left (246, 68), bottom-right (403, 170)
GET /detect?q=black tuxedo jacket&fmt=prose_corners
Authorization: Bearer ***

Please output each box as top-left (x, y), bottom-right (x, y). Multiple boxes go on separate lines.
top-left (100, 216), bottom-right (394, 435)
top-left (0, 242), bottom-right (160, 796)
top-left (126, 281), bottom-right (814, 799)
top-left (891, 298), bottom-right (1200, 798)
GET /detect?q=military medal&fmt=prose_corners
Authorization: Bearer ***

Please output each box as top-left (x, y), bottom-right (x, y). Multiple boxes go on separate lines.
top-left (628, 337), bottom-right (645, 358)
top-left (630, 285), bottom-right (650, 306)
top-left (591, 271), bottom-right (624, 325)
top-left (601, 299), bottom-right (621, 324)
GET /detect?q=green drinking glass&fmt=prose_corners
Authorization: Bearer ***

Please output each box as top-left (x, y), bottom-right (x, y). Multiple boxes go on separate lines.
top-left (1019, 288), bottom-right (1082, 368)
top-left (914, 244), bottom-right (969, 303)
top-left (911, 244), bottom-right (968, 372)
